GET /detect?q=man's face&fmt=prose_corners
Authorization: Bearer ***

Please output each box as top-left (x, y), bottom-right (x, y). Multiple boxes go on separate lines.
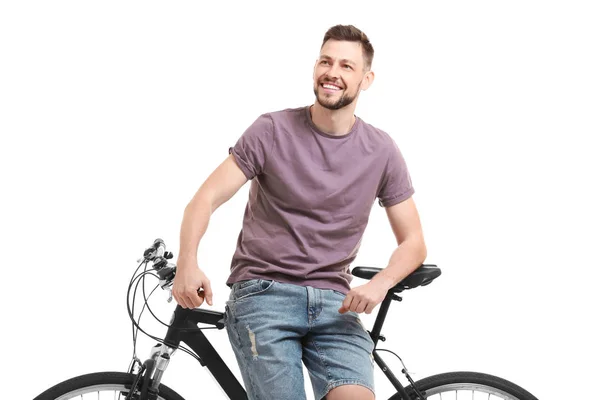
top-left (313, 40), bottom-right (371, 110)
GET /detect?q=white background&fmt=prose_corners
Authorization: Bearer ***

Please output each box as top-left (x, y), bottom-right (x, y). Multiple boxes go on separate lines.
top-left (1, 1), bottom-right (598, 399)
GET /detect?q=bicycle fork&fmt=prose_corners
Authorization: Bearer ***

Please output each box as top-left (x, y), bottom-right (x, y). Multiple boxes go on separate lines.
top-left (130, 343), bottom-right (177, 400)
top-left (149, 343), bottom-right (177, 392)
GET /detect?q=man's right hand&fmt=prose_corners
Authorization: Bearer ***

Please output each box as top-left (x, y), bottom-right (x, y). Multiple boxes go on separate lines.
top-left (172, 258), bottom-right (213, 309)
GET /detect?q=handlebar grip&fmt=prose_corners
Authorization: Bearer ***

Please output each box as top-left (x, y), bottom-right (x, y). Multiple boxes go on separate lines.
top-left (153, 238), bottom-right (166, 258)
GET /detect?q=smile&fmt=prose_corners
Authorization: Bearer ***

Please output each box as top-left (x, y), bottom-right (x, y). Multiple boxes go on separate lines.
top-left (321, 83), bottom-right (342, 93)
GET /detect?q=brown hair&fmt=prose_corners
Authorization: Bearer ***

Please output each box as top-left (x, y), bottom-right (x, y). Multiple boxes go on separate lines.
top-left (321, 24), bottom-right (374, 70)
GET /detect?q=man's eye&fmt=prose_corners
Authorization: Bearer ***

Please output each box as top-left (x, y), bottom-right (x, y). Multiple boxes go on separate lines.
top-left (344, 65), bottom-right (353, 70)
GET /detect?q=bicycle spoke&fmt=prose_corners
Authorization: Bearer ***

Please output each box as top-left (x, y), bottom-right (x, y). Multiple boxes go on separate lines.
top-left (420, 380), bottom-right (531, 400)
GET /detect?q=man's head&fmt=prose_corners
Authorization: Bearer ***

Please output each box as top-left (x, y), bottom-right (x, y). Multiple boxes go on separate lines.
top-left (313, 25), bottom-right (375, 111)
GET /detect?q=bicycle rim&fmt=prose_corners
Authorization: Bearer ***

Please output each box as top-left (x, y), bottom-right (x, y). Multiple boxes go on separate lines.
top-left (422, 383), bottom-right (523, 399)
top-left (53, 383), bottom-right (170, 400)
top-left (407, 371), bottom-right (538, 400)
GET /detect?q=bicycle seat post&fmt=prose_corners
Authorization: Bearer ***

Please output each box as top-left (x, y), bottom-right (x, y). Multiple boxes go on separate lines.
top-left (369, 290), bottom-right (397, 347)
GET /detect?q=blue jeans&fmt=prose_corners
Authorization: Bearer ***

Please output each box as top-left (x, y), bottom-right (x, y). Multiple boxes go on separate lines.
top-left (224, 279), bottom-right (375, 400)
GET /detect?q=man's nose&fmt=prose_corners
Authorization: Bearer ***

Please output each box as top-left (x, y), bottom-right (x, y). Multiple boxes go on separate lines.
top-left (326, 64), bottom-right (341, 79)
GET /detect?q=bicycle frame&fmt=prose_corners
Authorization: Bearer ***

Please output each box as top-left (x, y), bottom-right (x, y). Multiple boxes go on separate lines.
top-left (161, 306), bottom-right (247, 399)
top-left (154, 289), bottom-right (417, 400)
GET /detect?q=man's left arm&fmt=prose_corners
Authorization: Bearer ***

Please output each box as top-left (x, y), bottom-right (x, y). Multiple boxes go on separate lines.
top-left (339, 197), bottom-right (427, 314)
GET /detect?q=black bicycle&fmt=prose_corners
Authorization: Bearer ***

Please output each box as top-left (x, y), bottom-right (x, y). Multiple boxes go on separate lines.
top-left (34, 239), bottom-right (539, 400)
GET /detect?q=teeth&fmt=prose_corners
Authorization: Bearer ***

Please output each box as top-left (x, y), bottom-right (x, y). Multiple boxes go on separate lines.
top-left (323, 84), bottom-right (341, 90)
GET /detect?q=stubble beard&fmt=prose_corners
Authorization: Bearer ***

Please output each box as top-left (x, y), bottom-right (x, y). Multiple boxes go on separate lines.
top-left (313, 82), bottom-right (360, 110)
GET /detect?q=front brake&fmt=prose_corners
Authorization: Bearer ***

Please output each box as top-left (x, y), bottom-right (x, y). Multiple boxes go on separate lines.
top-left (124, 361), bottom-right (146, 400)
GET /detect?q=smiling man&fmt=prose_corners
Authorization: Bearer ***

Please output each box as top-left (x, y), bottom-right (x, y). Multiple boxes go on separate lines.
top-left (173, 25), bottom-right (427, 400)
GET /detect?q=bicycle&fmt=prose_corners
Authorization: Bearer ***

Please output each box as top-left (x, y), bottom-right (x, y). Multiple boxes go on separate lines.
top-left (34, 239), bottom-right (539, 400)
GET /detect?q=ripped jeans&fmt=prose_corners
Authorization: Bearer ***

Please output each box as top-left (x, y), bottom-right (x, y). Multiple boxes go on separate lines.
top-left (224, 279), bottom-right (375, 400)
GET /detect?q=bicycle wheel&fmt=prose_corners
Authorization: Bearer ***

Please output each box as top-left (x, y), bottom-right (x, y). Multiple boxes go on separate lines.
top-left (33, 371), bottom-right (184, 400)
top-left (402, 371), bottom-right (538, 400)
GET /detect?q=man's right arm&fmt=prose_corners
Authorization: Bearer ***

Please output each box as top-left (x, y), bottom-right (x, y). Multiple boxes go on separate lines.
top-left (173, 154), bottom-right (248, 309)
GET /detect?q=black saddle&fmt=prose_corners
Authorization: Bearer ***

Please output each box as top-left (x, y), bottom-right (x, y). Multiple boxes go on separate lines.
top-left (352, 264), bottom-right (441, 293)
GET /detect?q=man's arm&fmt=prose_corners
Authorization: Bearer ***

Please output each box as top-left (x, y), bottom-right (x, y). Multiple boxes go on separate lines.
top-left (339, 197), bottom-right (427, 314)
top-left (173, 154), bottom-right (248, 309)
top-left (179, 154), bottom-right (248, 260)
top-left (371, 197), bottom-right (427, 290)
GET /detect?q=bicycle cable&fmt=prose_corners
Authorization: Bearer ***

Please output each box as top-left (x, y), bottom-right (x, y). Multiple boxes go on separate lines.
top-left (128, 275), bottom-right (201, 363)
top-left (130, 269), bottom-right (160, 349)
top-left (136, 271), bottom-right (217, 355)
top-left (127, 262), bottom-right (207, 363)
top-left (376, 349), bottom-right (410, 373)
top-left (141, 268), bottom-right (173, 329)
top-left (132, 261), bottom-right (220, 333)
top-left (128, 260), bottom-right (147, 366)
top-left (128, 267), bottom-right (162, 363)
top-left (375, 348), bottom-right (426, 400)
top-left (134, 275), bottom-right (160, 346)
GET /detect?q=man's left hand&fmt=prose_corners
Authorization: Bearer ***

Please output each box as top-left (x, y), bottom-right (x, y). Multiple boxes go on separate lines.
top-left (338, 280), bottom-right (390, 314)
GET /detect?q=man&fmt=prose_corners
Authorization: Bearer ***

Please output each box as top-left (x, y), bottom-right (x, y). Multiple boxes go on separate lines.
top-left (173, 24), bottom-right (427, 400)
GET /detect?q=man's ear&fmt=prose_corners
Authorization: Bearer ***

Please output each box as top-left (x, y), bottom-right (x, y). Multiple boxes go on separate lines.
top-left (361, 70), bottom-right (375, 90)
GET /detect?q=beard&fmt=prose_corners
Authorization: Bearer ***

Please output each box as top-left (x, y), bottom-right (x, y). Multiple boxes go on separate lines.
top-left (313, 82), bottom-right (360, 110)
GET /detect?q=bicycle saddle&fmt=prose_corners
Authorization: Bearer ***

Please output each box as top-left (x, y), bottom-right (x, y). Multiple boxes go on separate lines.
top-left (351, 264), bottom-right (441, 293)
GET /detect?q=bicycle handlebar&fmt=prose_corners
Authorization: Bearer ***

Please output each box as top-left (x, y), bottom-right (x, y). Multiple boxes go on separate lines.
top-left (142, 238), bottom-right (177, 291)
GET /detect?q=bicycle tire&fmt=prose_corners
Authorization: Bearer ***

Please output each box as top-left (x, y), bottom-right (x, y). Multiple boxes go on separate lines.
top-left (400, 371), bottom-right (538, 400)
top-left (33, 371), bottom-right (185, 400)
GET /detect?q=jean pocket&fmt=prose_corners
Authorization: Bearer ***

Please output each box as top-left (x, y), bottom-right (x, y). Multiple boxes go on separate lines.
top-left (231, 279), bottom-right (275, 302)
top-left (224, 304), bottom-right (230, 322)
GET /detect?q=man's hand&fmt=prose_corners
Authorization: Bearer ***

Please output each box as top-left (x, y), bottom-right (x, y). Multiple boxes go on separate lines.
top-left (172, 258), bottom-right (213, 309)
top-left (338, 279), bottom-right (391, 314)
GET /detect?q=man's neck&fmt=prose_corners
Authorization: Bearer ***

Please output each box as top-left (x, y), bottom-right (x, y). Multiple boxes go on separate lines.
top-left (310, 103), bottom-right (357, 136)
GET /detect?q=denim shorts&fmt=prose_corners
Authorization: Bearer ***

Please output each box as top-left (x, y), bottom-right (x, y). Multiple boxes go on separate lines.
top-left (224, 279), bottom-right (375, 400)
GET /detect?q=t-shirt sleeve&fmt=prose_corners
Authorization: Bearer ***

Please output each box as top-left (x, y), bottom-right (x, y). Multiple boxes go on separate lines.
top-left (228, 113), bottom-right (274, 180)
top-left (377, 140), bottom-right (415, 207)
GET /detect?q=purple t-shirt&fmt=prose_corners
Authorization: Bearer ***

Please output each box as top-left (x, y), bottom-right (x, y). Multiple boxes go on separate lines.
top-left (226, 106), bottom-right (414, 294)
